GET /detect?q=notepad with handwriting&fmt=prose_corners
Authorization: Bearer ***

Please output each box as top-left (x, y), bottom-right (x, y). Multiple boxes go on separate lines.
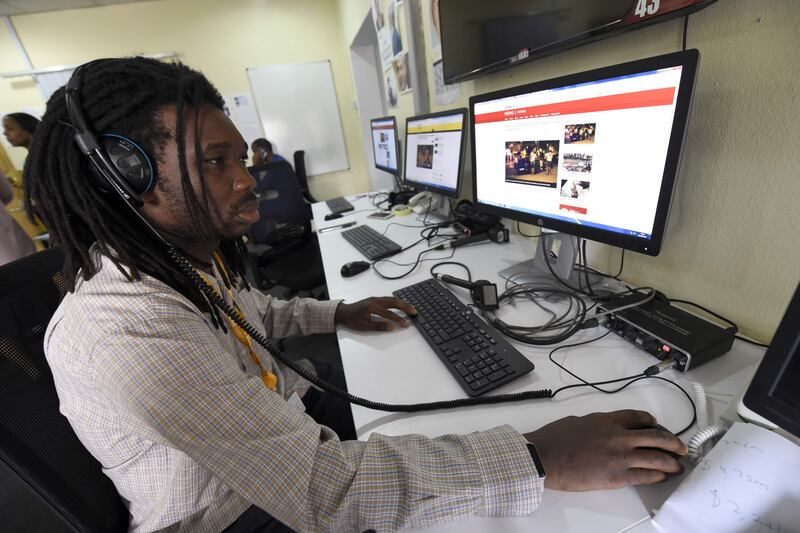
top-left (653, 422), bottom-right (800, 533)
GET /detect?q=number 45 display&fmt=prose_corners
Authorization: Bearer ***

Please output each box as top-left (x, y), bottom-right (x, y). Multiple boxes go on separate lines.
top-left (635, 0), bottom-right (661, 17)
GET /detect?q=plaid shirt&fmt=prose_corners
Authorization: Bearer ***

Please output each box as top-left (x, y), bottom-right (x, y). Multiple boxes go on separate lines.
top-left (45, 252), bottom-right (543, 532)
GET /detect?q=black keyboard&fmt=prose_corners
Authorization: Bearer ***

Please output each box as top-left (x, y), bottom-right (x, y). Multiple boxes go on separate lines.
top-left (341, 225), bottom-right (402, 261)
top-left (394, 279), bottom-right (534, 396)
top-left (326, 197), bottom-right (355, 214)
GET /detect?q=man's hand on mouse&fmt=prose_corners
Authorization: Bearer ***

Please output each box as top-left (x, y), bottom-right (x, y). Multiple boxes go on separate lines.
top-left (524, 409), bottom-right (687, 491)
top-left (335, 297), bottom-right (417, 331)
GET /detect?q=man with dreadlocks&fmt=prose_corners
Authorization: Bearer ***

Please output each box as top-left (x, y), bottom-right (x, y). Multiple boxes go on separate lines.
top-left (27, 58), bottom-right (687, 533)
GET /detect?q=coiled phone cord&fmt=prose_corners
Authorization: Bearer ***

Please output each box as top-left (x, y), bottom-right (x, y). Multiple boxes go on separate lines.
top-left (168, 247), bottom-right (554, 413)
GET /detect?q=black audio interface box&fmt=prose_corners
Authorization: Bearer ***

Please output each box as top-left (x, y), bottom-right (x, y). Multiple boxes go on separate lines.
top-left (597, 293), bottom-right (735, 371)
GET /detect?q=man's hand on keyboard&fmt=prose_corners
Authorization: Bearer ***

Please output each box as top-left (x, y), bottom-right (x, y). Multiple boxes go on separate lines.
top-left (335, 297), bottom-right (417, 331)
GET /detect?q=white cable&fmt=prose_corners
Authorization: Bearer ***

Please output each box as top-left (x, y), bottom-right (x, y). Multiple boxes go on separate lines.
top-left (686, 382), bottom-right (726, 464)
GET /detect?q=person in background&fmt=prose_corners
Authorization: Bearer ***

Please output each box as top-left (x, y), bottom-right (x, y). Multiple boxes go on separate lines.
top-left (0, 170), bottom-right (36, 266)
top-left (251, 138), bottom-right (286, 166)
top-left (3, 112), bottom-right (39, 150)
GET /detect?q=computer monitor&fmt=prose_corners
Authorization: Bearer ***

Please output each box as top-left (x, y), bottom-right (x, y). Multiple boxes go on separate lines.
top-left (740, 283), bottom-right (800, 439)
top-left (470, 50), bottom-right (699, 261)
top-left (370, 116), bottom-right (399, 175)
top-left (403, 108), bottom-right (467, 198)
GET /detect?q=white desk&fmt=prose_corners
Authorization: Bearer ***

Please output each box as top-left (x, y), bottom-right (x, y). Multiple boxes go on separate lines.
top-left (312, 194), bottom-right (764, 532)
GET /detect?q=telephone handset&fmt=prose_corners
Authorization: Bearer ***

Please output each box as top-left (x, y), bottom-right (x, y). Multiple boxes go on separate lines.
top-left (408, 191), bottom-right (433, 214)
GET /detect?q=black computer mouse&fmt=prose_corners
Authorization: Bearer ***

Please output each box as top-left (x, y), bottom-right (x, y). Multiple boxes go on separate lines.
top-left (341, 261), bottom-right (370, 278)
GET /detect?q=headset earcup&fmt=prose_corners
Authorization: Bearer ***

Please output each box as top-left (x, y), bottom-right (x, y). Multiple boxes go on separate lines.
top-left (100, 134), bottom-right (155, 195)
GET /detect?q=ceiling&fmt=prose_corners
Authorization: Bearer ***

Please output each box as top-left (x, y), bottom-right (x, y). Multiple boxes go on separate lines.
top-left (0, 0), bottom-right (157, 16)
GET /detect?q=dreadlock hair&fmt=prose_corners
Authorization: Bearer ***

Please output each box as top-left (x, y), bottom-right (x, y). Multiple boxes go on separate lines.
top-left (4, 112), bottom-right (40, 134)
top-left (24, 57), bottom-right (250, 328)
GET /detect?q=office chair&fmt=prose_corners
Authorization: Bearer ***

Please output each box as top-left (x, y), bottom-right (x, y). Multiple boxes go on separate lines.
top-left (0, 249), bottom-right (129, 533)
top-left (293, 150), bottom-right (318, 204)
top-left (248, 161), bottom-right (327, 298)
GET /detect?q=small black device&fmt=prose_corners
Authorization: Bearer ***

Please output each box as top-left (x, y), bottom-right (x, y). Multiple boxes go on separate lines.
top-left (742, 283), bottom-right (800, 438)
top-left (598, 293), bottom-right (735, 371)
top-left (325, 197), bottom-right (355, 215)
top-left (341, 225), bottom-right (402, 261)
top-left (394, 278), bottom-right (535, 396)
top-left (367, 211), bottom-right (394, 220)
top-left (340, 261), bottom-right (371, 278)
top-left (324, 212), bottom-right (343, 221)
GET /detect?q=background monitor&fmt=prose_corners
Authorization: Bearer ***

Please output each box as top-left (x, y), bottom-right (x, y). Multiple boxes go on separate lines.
top-left (470, 50), bottom-right (699, 256)
top-left (370, 116), bottom-right (399, 174)
top-left (742, 283), bottom-right (800, 439)
top-left (403, 108), bottom-right (467, 198)
top-left (439, 0), bottom-right (716, 83)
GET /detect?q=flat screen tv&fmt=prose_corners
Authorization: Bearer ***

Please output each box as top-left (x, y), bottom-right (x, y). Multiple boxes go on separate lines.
top-left (438, 0), bottom-right (717, 83)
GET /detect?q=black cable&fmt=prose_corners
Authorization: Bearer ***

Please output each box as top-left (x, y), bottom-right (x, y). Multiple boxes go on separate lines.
top-left (581, 239), bottom-right (596, 297)
top-left (372, 245), bottom-right (449, 280)
top-left (682, 14), bottom-right (689, 51)
top-left (668, 298), bottom-right (738, 332)
top-left (548, 331), bottom-right (697, 436)
top-left (479, 282), bottom-right (588, 345)
top-left (430, 261), bottom-right (472, 282)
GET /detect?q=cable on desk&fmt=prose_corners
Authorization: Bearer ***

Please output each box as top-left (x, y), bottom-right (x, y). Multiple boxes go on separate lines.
top-left (430, 261), bottom-right (472, 282)
top-left (475, 275), bottom-right (589, 345)
top-left (547, 332), bottom-right (697, 436)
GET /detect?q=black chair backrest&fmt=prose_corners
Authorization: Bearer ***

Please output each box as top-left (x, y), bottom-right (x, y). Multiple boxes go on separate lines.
top-left (292, 150), bottom-right (317, 204)
top-left (248, 161), bottom-right (313, 245)
top-left (0, 249), bottom-right (129, 532)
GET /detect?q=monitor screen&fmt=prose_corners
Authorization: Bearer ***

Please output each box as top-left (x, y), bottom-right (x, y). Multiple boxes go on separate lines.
top-left (743, 284), bottom-right (800, 438)
top-left (370, 116), bottom-right (399, 174)
top-left (403, 109), bottom-right (467, 197)
top-left (470, 50), bottom-right (699, 255)
top-left (438, 0), bottom-right (716, 83)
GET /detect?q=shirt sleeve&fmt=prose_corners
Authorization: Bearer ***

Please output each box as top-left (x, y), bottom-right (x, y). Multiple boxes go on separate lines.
top-left (92, 289), bottom-right (543, 532)
top-left (248, 288), bottom-right (341, 338)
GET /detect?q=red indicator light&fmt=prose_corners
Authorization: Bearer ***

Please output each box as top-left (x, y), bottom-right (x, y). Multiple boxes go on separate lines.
top-left (662, 345), bottom-right (670, 352)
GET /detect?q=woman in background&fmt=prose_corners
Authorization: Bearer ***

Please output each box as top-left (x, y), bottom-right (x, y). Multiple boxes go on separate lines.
top-left (3, 112), bottom-right (39, 151)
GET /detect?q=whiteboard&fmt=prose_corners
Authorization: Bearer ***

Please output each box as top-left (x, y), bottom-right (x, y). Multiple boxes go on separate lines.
top-left (247, 61), bottom-right (349, 176)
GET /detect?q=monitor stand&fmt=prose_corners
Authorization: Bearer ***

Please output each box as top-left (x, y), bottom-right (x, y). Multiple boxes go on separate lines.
top-left (498, 232), bottom-right (623, 298)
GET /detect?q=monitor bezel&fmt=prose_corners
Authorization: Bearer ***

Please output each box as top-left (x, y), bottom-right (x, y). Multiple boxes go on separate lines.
top-left (743, 284), bottom-right (800, 439)
top-left (469, 49), bottom-right (699, 256)
top-left (370, 115), bottom-right (400, 175)
top-left (403, 108), bottom-right (468, 199)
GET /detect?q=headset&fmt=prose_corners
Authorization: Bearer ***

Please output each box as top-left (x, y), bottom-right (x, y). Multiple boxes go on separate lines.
top-left (66, 63), bottom-right (155, 208)
top-left (64, 62), bottom-right (552, 413)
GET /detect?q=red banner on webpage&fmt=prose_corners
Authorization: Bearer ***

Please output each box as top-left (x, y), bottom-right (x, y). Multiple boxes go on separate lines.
top-left (475, 87), bottom-right (676, 124)
top-left (372, 123), bottom-right (395, 130)
top-left (560, 204), bottom-right (587, 215)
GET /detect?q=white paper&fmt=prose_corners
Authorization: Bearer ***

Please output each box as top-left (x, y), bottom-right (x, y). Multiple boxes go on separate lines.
top-left (653, 422), bottom-right (800, 533)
